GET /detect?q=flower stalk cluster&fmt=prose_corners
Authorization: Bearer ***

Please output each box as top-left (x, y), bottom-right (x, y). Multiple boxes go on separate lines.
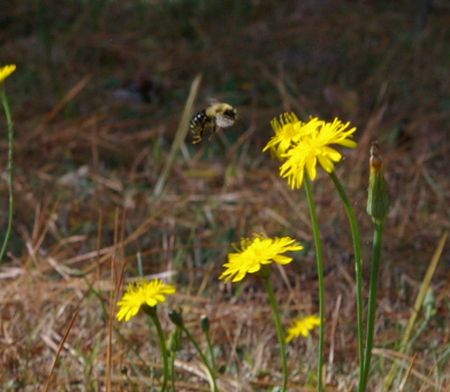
top-left (219, 234), bottom-right (318, 392)
top-left (116, 279), bottom-right (176, 391)
top-left (263, 114), bottom-right (359, 391)
top-left (114, 109), bottom-right (389, 392)
top-left (263, 113), bottom-right (388, 392)
top-left (116, 280), bottom-right (219, 391)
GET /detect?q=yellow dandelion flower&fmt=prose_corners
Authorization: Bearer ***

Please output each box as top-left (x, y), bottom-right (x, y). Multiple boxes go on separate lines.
top-left (279, 117), bottom-right (357, 189)
top-left (263, 113), bottom-right (324, 158)
top-left (116, 279), bottom-right (176, 322)
top-left (0, 65), bottom-right (16, 84)
top-left (263, 112), bottom-right (302, 157)
top-left (219, 235), bottom-right (303, 283)
top-left (285, 315), bottom-right (321, 343)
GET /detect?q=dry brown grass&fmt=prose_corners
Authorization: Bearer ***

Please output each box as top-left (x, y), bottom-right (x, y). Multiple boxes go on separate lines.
top-left (1, 1), bottom-right (449, 391)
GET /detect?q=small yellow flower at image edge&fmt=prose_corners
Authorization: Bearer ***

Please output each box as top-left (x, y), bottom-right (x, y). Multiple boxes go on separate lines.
top-left (0, 64), bottom-right (16, 84)
top-left (116, 279), bottom-right (176, 322)
top-left (263, 114), bottom-right (357, 189)
top-left (219, 235), bottom-right (303, 283)
top-left (285, 315), bottom-right (321, 343)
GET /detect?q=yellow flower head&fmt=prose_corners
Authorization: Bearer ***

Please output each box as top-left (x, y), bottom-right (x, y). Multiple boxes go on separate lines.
top-left (0, 65), bottom-right (16, 84)
top-left (263, 114), bottom-right (323, 158)
top-left (264, 115), bottom-right (357, 189)
top-left (219, 235), bottom-right (303, 283)
top-left (116, 279), bottom-right (176, 322)
top-left (263, 112), bottom-right (302, 157)
top-left (285, 315), bottom-right (321, 343)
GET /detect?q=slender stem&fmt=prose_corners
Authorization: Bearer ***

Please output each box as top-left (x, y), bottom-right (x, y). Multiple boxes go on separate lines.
top-left (170, 349), bottom-right (176, 392)
top-left (148, 310), bottom-right (170, 392)
top-left (0, 88), bottom-right (14, 264)
top-left (181, 325), bottom-right (219, 392)
top-left (360, 221), bottom-right (384, 391)
top-left (204, 327), bottom-right (218, 379)
top-left (304, 176), bottom-right (325, 392)
top-left (329, 172), bottom-right (365, 383)
top-left (167, 326), bottom-right (182, 392)
top-left (262, 275), bottom-right (289, 392)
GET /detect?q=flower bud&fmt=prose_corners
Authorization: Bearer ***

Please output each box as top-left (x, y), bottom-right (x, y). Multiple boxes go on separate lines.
top-left (200, 315), bottom-right (210, 333)
top-left (366, 142), bottom-right (389, 223)
top-left (168, 308), bottom-right (184, 327)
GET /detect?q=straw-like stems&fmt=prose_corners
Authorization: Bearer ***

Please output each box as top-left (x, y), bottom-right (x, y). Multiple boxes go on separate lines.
top-left (262, 274), bottom-right (289, 392)
top-left (383, 231), bottom-right (447, 389)
top-left (147, 307), bottom-right (170, 392)
top-left (0, 87), bottom-right (14, 264)
top-left (360, 220), bottom-right (384, 391)
top-left (329, 172), bottom-right (365, 381)
top-left (304, 176), bottom-right (325, 392)
top-left (181, 324), bottom-right (219, 392)
top-left (153, 74), bottom-right (201, 197)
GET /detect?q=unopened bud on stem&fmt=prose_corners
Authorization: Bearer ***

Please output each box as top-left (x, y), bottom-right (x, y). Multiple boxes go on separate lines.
top-left (367, 142), bottom-right (389, 223)
top-left (200, 315), bottom-right (210, 333)
top-left (168, 308), bottom-right (184, 327)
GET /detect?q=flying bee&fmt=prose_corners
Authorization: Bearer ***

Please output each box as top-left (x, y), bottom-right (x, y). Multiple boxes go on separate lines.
top-left (190, 102), bottom-right (238, 144)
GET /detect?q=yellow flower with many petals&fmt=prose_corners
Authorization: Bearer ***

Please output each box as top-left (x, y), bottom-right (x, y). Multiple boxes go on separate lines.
top-left (264, 115), bottom-right (357, 189)
top-left (116, 279), bottom-right (176, 322)
top-left (0, 65), bottom-right (16, 84)
top-left (219, 235), bottom-right (303, 283)
top-left (263, 112), bottom-right (302, 157)
top-left (263, 114), bottom-right (323, 158)
top-left (285, 315), bottom-right (321, 343)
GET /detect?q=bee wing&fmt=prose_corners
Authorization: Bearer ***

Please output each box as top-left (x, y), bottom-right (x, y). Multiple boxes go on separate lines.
top-left (207, 97), bottom-right (220, 105)
top-left (215, 113), bottom-right (236, 128)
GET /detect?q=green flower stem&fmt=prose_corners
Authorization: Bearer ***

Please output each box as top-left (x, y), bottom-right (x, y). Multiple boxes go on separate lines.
top-left (203, 326), bottom-right (218, 380)
top-left (148, 308), bottom-right (170, 392)
top-left (0, 88), bottom-right (14, 264)
top-left (304, 176), bottom-right (325, 392)
top-left (168, 326), bottom-right (182, 392)
top-left (329, 172), bottom-right (365, 380)
top-left (262, 275), bottom-right (289, 392)
top-left (360, 221), bottom-right (384, 392)
top-left (181, 325), bottom-right (219, 392)
top-left (170, 350), bottom-right (176, 392)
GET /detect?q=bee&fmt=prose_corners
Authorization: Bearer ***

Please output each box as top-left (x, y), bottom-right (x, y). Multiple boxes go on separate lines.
top-left (190, 102), bottom-right (238, 144)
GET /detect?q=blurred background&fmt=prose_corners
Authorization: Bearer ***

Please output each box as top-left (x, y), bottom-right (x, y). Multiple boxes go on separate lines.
top-left (0, 1), bottom-right (449, 390)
